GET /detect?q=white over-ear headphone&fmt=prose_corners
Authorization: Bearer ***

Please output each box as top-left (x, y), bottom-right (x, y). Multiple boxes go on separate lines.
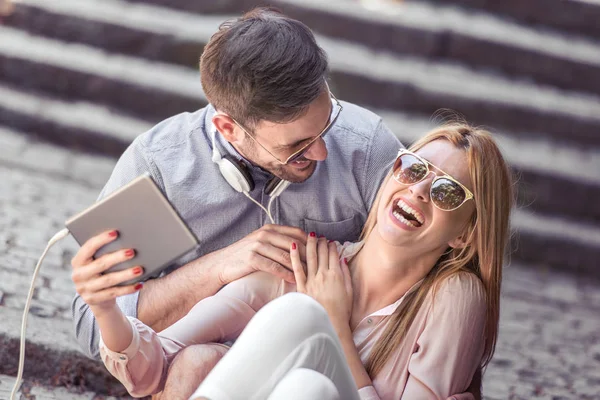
top-left (211, 129), bottom-right (255, 193)
top-left (211, 128), bottom-right (290, 223)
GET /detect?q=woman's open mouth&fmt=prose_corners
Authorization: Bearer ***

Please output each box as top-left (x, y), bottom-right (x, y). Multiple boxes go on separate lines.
top-left (392, 198), bottom-right (424, 228)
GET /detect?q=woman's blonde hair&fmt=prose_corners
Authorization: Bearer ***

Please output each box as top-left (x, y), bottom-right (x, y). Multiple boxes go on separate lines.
top-left (361, 122), bottom-right (514, 377)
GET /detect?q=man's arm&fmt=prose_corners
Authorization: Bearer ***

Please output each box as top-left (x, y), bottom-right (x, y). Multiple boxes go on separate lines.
top-left (136, 224), bottom-right (308, 332)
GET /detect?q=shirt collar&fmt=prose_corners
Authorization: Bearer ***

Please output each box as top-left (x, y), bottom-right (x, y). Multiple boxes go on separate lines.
top-left (369, 278), bottom-right (422, 317)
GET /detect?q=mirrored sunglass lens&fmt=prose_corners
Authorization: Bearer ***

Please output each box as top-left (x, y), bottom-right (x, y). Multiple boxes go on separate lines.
top-left (431, 178), bottom-right (466, 210)
top-left (394, 154), bottom-right (428, 184)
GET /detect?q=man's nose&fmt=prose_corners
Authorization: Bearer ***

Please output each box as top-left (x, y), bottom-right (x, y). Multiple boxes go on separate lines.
top-left (303, 137), bottom-right (328, 161)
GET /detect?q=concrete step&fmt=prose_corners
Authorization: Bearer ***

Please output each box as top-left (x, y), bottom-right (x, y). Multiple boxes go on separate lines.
top-left (0, 83), bottom-right (149, 155)
top-left (420, 0), bottom-right (600, 40)
top-left (24, 0), bottom-right (599, 96)
top-left (0, 310), bottom-right (129, 397)
top-left (2, 22), bottom-right (600, 150)
top-left (0, 374), bottom-right (130, 399)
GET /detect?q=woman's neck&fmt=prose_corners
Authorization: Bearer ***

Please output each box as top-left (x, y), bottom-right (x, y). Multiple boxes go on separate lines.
top-left (350, 231), bottom-right (443, 325)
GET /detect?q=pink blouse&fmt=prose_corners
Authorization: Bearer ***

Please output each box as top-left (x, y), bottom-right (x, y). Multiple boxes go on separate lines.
top-left (99, 242), bottom-right (486, 399)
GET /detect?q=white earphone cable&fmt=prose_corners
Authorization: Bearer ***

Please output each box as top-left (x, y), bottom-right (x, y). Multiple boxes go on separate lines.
top-left (242, 192), bottom-right (275, 224)
top-left (10, 228), bottom-right (70, 400)
top-left (267, 196), bottom-right (276, 225)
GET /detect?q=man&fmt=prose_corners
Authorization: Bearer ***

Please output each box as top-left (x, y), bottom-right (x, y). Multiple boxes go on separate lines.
top-left (71, 7), bottom-right (479, 399)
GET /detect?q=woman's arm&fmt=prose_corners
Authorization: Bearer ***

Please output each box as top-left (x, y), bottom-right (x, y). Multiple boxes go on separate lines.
top-left (402, 274), bottom-right (487, 399)
top-left (99, 272), bottom-right (283, 397)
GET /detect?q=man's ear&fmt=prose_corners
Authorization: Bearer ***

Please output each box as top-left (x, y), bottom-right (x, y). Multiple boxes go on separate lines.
top-left (212, 114), bottom-right (242, 144)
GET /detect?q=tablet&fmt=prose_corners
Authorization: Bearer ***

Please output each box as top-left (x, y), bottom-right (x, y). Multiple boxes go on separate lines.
top-left (65, 173), bottom-right (199, 286)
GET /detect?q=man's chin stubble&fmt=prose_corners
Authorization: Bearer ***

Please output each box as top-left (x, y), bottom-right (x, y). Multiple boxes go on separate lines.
top-left (278, 162), bottom-right (316, 183)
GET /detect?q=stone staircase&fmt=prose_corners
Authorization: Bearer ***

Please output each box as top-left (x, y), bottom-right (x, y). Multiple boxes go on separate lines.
top-left (2, 0), bottom-right (599, 276)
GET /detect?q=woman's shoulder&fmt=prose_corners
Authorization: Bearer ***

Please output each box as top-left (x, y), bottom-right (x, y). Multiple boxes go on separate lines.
top-left (431, 271), bottom-right (487, 313)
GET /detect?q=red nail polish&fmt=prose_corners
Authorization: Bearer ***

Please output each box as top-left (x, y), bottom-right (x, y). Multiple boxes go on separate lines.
top-left (291, 242), bottom-right (297, 250)
top-left (319, 234), bottom-right (325, 238)
top-left (344, 258), bottom-right (348, 264)
top-left (133, 267), bottom-right (143, 275)
top-left (309, 232), bottom-right (316, 237)
top-left (134, 283), bottom-right (143, 291)
top-left (108, 230), bottom-right (118, 238)
top-left (125, 249), bottom-right (135, 257)
top-left (328, 240), bottom-right (333, 243)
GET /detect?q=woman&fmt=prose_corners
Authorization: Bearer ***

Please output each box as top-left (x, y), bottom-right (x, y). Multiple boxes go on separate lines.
top-left (74, 123), bottom-right (513, 399)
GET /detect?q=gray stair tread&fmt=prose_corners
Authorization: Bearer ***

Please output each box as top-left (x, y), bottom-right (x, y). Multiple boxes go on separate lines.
top-left (419, 0), bottom-right (600, 40)
top-left (2, 24), bottom-right (600, 127)
top-left (0, 84), bottom-right (152, 143)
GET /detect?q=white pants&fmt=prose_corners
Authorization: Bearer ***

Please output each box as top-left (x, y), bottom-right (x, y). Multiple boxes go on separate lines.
top-left (189, 293), bottom-right (361, 400)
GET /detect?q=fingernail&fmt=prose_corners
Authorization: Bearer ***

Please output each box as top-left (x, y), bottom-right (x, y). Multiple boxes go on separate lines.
top-left (124, 249), bottom-right (135, 257)
top-left (319, 234), bottom-right (325, 238)
top-left (309, 232), bottom-right (316, 237)
top-left (291, 242), bottom-right (297, 250)
top-left (133, 266), bottom-right (143, 275)
top-left (344, 258), bottom-right (348, 264)
top-left (109, 230), bottom-right (118, 238)
top-left (328, 240), bottom-right (333, 243)
top-left (134, 283), bottom-right (143, 291)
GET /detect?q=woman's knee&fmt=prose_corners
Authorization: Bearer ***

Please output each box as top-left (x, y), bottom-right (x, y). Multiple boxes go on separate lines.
top-left (260, 293), bottom-right (331, 336)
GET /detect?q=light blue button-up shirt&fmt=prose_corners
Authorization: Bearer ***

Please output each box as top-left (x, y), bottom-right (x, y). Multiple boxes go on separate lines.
top-left (72, 101), bottom-right (402, 359)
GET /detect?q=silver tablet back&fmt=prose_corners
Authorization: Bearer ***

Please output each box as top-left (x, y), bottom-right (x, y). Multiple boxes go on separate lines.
top-left (65, 173), bottom-right (199, 286)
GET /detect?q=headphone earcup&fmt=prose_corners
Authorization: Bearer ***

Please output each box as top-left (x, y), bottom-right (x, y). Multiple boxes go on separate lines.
top-left (265, 177), bottom-right (291, 197)
top-left (217, 155), bottom-right (255, 192)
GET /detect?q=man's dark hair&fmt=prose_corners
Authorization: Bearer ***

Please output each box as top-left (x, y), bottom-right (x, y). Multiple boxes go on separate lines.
top-left (200, 7), bottom-right (328, 129)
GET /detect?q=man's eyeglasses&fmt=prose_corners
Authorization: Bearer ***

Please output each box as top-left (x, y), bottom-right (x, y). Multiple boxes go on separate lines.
top-left (393, 149), bottom-right (474, 211)
top-left (230, 93), bottom-right (343, 165)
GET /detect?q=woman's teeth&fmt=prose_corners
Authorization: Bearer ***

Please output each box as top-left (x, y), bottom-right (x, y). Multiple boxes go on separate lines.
top-left (392, 199), bottom-right (424, 227)
top-left (392, 210), bottom-right (417, 227)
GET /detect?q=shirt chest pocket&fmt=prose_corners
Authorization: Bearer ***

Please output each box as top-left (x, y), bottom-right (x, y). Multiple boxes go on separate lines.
top-left (302, 215), bottom-right (362, 243)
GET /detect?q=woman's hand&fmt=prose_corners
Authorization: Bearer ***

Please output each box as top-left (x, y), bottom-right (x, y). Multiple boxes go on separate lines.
top-left (290, 232), bottom-right (353, 330)
top-left (71, 229), bottom-right (144, 317)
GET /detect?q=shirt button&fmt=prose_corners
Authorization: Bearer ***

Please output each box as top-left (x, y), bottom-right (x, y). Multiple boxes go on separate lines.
top-left (367, 318), bottom-right (373, 324)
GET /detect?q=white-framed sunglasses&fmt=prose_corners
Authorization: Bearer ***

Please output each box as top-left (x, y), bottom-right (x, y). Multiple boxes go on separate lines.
top-left (392, 149), bottom-right (474, 211)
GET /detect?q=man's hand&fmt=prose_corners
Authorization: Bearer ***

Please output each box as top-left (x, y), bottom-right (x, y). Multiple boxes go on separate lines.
top-left (140, 224), bottom-right (309, 332)
top-left (206, 224), bottom-right (308, 286)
